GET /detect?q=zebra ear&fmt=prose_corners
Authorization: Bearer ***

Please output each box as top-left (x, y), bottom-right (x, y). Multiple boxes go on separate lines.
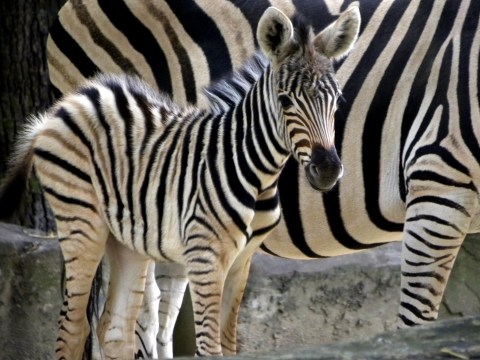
top-left (257, 7), bottom-right (294, 63)
top-left (313, 3), bottom-right (361, 60)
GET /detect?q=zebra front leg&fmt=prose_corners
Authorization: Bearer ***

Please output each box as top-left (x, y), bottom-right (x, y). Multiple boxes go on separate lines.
top-left (135, 261), bottom-right (160, 359)
top-left (155, 262), bottom-right (188, 358)
top-left (183, 241), bottom-right (243, 357)
top-left (399, 186), bottom-right (477, 326)
top-left (187, 269), bottom-right (224, 356)
top-left (220, 190), bottom-right (282, 354)
top-left (220, 251), bottom-right (253, 355)
top-left (98, 238), bottom-right (151, 359)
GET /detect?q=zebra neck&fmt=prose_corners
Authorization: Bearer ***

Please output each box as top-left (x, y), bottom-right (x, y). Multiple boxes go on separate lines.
top-left (221, 67), bottom-right (290, 195)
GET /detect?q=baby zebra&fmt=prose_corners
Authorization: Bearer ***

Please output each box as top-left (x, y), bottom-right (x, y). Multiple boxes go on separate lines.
top-left (0, 6), bottom-right (359, 359)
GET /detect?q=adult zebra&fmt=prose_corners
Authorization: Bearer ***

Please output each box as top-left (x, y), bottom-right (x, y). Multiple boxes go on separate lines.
top-left (0, 6), bottom-right (358, 358)
top-left (46, 0), bottom-right (480, 358)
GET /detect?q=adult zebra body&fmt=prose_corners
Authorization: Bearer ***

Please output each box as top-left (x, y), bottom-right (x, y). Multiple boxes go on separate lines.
top-left (1, 6), bottom-right (358, 359)
top-left (46, 0), bottom-right (480, 357)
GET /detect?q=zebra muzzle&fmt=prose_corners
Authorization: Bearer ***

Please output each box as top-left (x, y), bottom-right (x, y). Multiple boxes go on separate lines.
top-left (305, 146), bottom-right (343, 191)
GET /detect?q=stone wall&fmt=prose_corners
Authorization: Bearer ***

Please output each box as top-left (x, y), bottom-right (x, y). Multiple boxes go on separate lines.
top-left (237, 237), bottom-right (480, 353)
top-left (0, 223), bottom-right (61, 359)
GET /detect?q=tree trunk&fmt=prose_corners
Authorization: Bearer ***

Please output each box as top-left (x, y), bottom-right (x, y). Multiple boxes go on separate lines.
top-left (0, 0), bottom-right (65, 231)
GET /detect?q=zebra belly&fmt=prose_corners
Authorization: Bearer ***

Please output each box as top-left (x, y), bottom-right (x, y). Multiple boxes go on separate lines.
top-left (103, 202), bottom-right (186, 263)
top-left (265, 216), bottom-right (403, 259)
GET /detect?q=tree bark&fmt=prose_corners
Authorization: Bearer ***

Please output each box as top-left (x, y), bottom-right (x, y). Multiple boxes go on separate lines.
top-left (0, 0), bottom-right (65, 231)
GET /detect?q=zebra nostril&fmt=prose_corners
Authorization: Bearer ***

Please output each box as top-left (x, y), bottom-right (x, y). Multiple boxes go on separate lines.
top-left (309, 163), bottom-right (321, 177)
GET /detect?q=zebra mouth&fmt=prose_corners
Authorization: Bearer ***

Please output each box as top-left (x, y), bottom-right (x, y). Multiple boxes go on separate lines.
top-left (310, 183), bottom-right (336, 192)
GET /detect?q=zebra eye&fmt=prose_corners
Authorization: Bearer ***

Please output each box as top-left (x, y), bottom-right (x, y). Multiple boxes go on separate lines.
top-left (279, 95), bottom-right (294, 108)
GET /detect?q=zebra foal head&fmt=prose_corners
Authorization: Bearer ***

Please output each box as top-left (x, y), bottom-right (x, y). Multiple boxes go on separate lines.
top-left (258, 5), bottom-right (360, 191)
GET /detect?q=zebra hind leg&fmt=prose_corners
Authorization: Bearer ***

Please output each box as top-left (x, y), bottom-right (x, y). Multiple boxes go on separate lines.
top-left (97, 237), bottom-right (151, 360)
top-left (155, 263), bottom-right (188, 358)
top-left (54, 210), bottom-right (110, 360)
top-left (134, 262), bottom-right (189, 359)
top-left (134, 262), bottom-right (160, 359)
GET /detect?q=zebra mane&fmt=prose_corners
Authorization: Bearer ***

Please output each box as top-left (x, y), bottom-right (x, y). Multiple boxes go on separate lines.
top-left (203, 51), bottom-right (269, 112)
top-left (203, 13), bottom-right (313, 112)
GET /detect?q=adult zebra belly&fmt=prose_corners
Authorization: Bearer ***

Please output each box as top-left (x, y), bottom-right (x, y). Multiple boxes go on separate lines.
top-left (261, 159), bottom-right (405, 259)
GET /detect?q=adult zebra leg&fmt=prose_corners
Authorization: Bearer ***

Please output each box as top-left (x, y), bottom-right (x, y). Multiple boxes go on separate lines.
top-left (54, 212), bottom-right (109, 360)
top-left (155, 263), bottom-right (188, 358)
top-left (399, 184), bottom-right (478, 326)
top-left (135, 262), bottom-right (160, 359)
top-left (98, 238), bottom-right (151, 360)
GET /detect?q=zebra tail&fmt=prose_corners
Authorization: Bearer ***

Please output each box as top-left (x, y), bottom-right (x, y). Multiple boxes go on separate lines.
top-left (84, 261), bottom-right (104, 360)
top-left (0, 116), bottom-right (42, 221)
